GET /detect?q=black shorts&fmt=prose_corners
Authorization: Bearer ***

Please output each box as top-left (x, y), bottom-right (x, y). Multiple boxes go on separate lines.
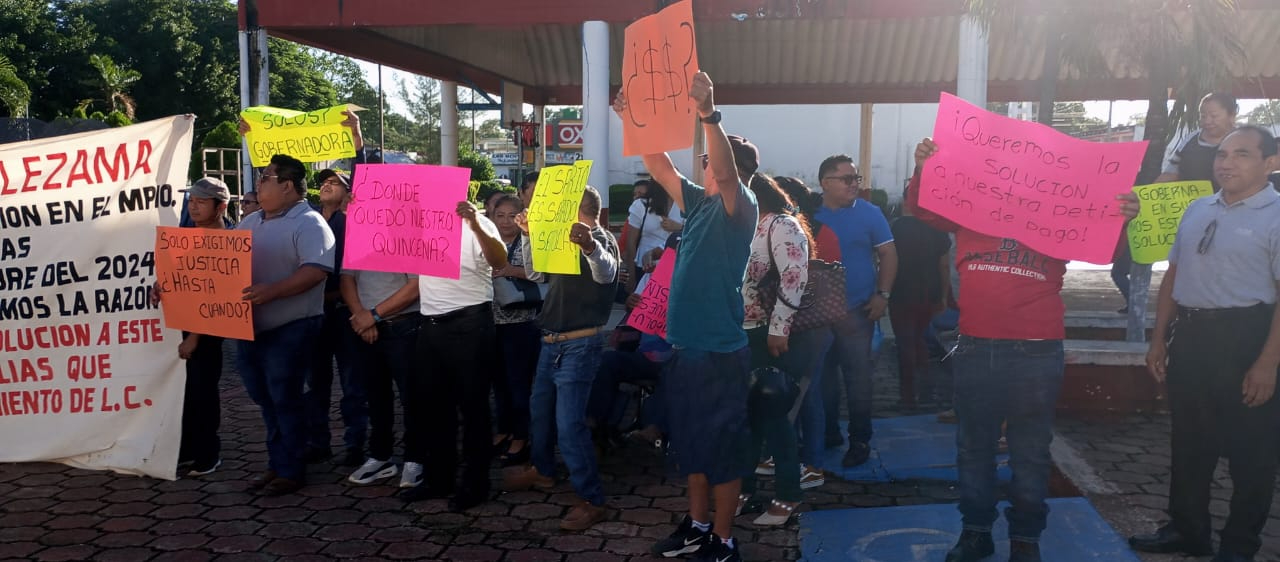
top-left (664, 345), bottom-right (753, 485)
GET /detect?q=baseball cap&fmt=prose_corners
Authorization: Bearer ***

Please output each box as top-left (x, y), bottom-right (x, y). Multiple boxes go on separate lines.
top-left (316, 169), bottom-right (352, 190)
top-left (182, 177), bottom-right (230, 202)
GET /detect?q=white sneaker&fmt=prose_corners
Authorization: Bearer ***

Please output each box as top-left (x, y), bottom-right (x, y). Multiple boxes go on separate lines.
top-left (399, 461), bottom-right (423, 488)
top-left (755, 457), bottom-right (776, 476)
top-left (799, 465), bottom-right (825, 489)
top-left (347, 458), bottom-right (398, 485)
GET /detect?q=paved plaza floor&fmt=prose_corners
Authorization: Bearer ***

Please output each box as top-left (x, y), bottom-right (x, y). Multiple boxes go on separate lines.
top-left (4, 271), bottom-right (1278, 561)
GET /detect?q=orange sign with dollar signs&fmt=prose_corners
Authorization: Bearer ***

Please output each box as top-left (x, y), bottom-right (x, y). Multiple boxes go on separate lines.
top-left (621, 0), bottom-right (699, 156)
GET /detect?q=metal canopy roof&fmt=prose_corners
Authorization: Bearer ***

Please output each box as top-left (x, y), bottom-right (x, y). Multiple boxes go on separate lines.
top-left (246, 0), bottom-right (1280, 105)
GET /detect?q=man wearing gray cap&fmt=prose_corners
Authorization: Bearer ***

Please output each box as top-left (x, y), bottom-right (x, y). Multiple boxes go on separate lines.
top-left (173, 178), bottom-right (232, 476)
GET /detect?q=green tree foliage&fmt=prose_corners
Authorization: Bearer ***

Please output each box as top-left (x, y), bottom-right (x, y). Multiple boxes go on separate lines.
top-left (103, 109), bottom-right (131, 127)
top-left (398, 76), bottom-right (442, 163)
top-left (0, 54), bottom-right (31, 117)
top-left (459, 147), bottom-right (496, 181)
top-left (87, 54), bottom-right (140, 118)
top-left (1245, 100), bottom-right (1280, 125)
top-left (202, 120), bottom-right (241, 148)
top-left (267, 38), bottom-right (338, 114)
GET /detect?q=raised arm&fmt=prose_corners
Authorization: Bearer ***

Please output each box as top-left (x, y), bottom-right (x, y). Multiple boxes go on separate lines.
top-left (907, 138), bottom-right (961, 233)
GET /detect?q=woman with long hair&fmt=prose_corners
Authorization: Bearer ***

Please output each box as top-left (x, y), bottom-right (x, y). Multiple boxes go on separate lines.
top-left (738, 174), bottom-right (833, 526)
top-left (622, 179), bottom-right (683, 292)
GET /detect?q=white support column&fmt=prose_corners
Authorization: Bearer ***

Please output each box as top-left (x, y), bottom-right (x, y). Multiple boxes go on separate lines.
top-left (956, 16), bottom-right (989, 106)
top-left (441, 80), bottom-right (459, 167)
top-left (858, 104), bottom-right (873, 192)
top-left (582, 20), bottom-right (610, 212)
top-left (532, 104), bottom-right (546, 169)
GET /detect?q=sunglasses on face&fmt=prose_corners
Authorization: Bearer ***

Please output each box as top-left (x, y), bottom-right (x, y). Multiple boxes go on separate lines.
top-left (823, 174), bottom-right (863, 186)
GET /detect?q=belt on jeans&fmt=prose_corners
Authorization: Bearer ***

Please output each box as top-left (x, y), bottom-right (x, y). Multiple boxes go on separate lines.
top-left (420, 302), bottom-right (488, 324)
top-left (541, 326), bottom-right (600, 344)
top-left (1176, 303), bottom-right (1272, 323)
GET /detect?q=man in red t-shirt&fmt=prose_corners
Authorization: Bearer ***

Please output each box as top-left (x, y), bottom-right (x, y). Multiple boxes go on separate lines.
top-left (908, 138), bottom-right (1140, 562)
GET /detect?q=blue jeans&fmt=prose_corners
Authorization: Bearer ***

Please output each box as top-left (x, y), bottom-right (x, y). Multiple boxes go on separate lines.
top-left (791, 328), bottom-right (833, 468)
top-left (587, 349), bottom-right (667, 433)
top-left (237, 316), bottom-right (323, 480)
top-left (823, 310), bottom-right (876, 444)
top-left (530, 333), bottom-right (606, 505)
top-left (304, 306), bottom-right (365, 453)
top-left (953, 336), bottom-right (1064, 543)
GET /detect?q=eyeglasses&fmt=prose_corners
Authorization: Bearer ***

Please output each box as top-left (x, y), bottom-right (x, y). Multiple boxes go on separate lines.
top-left (1197, 219), bottom-right (1218, 254)
top-left (241, 198), bottom-right (259, 206)
top-left (823, 174), bottom-right (863, 186)
top-left (320, 179), bottom-right (345, 188)
top-left (257, 172), bottom-right (281, 184)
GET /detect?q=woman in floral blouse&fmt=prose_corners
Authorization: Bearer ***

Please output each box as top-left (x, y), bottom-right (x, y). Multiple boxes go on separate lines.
top-left (738, 174), bottom-right (832, 526)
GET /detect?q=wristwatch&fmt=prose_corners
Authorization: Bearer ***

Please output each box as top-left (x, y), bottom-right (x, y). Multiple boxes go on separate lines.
top-left (699, 110), bottom-right (722, 125)
top-left (370, 308), bottom-right (384, 323)
top-left (877, 290), bottom-right (891, 300)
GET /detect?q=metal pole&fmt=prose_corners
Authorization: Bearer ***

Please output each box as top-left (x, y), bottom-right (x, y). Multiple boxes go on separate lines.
top-left (238, 30), bottom-right (252, 193)
top-left (378, 64), bottom-right (385, 152)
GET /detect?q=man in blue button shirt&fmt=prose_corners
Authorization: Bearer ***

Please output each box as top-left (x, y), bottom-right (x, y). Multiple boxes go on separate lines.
top-left (616, 72), bottom-right (759, 562)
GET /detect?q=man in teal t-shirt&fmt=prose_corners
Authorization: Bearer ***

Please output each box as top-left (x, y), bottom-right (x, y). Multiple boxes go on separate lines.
top-left (615, 73), bottom-right (759, 562)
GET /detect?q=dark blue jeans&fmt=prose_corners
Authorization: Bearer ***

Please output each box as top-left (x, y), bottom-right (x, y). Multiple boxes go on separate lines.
top-left (823, 310), bottom-right (876, 444)
top-left (304, 306), bottom-right (365, 453)
top-left (531, 333), bottom-right (606, 505)
top-left (237, 316), bottom-right (323, 480)
top-left (953, 336), bottom-right (1064, 543)
top-left (790, 328), bottom-right (833, 469)
top-left (347, 314), bottom-right (421, 462)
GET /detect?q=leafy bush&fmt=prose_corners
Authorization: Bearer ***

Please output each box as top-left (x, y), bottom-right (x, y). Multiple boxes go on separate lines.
top-left (470, 180), bottom-right (515, 205)
top-left (459, 148), bottom-right (495, 181)
top-left (103, 110), bottom-right (131, 128)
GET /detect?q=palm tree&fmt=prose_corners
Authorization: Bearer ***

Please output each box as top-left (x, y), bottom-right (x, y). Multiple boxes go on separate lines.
top-left (0, 54), bottom-right (31, 118)
top-left (88, 54), bottom-right (141, 119)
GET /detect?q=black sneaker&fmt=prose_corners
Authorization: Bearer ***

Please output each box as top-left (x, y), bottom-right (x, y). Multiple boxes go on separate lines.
top-left (692, 535), bottom-right (741, 562)
top-left (842, 441), bottom-right (871, 467)
top-left (1009, 540), bottom-right (1042, 562)
top-left (651, 515), bottom-right (713, 557)
top-left (945, 530), bottom-right (994, 562)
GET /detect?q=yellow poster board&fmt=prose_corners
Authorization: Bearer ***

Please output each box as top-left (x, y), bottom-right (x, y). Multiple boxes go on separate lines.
top-left (527, 160), bottom-right (593, 274)
top-left (1127, 181), bottom-right (1214, 264)
top-left (241, 104), bottom-right (360, 167)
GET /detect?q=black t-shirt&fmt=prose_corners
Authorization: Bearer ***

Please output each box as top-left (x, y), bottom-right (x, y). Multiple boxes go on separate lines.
top-left (889, 215), bottom-right (951, 304)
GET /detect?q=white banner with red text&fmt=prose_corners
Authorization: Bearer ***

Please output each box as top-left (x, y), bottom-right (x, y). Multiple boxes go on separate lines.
top-left (0, 116), bottom-right (191, 480)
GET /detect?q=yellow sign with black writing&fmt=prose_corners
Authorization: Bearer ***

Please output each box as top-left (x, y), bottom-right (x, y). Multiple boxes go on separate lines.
top-left (1127, 180), bottom-right (1214, 264)
top-left (240, 104), bottom-right (360, 167)
top-left (527, 160), bottom-right (593, 274)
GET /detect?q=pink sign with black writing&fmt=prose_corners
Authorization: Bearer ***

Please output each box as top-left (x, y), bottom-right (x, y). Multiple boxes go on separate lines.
top-left (920, 93), bottom-right (1147, 263)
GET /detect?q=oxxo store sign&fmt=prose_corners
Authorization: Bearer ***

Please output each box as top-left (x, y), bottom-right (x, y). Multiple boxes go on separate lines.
top-left (546, 119), bottom-right (583, 149)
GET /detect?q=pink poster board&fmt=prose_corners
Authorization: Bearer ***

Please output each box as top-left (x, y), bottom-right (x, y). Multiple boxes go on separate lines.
top-left (343, 164), bottom-right (470, 279)
top-left (920, 93), bottom-right (1148, 263)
